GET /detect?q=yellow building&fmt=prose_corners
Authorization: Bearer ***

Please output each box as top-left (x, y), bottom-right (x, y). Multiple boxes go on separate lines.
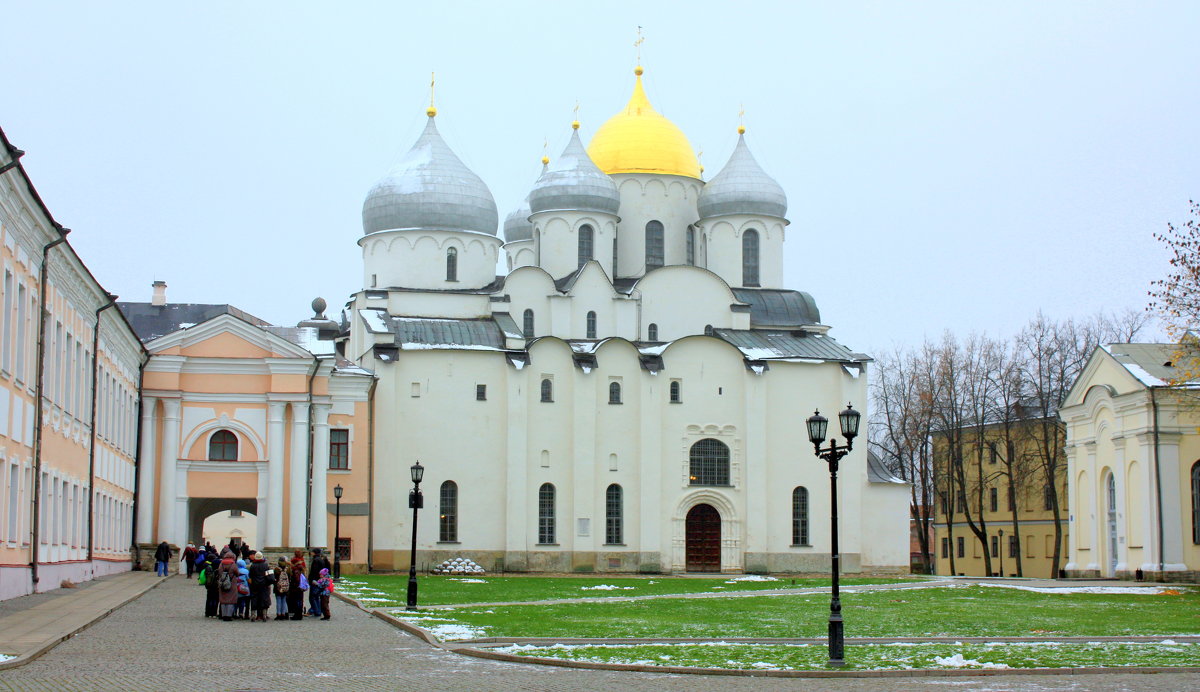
top-left (933, 414), bottom-right (1069, 578)
top-left (1060, 343), bottom-right (1200, 581)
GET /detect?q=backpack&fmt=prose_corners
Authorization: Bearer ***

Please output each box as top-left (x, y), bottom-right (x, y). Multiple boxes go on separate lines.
top-left (298, 573), bottom-right (309, 591)
top-left (197, 568), bottom-right (207, 586)
top-left (218, 568), bottom-right (233, 592)
top-left (276, 570), bottom-right (290, 593)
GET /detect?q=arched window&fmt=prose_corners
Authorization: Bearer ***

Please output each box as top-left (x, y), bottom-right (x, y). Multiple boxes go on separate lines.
top-left (538, 483), bottom-right (556, 544)
top-left (647, 323), bottom-right (658, 341)
top-left (523, 309), bottom-right (535, 338)
top-left (535, 230), bottom-right (541, 265)
top-left (704, 324), bottom-right (714, 336)
top-left (686, 226), bottom-right (696, 266)
top-left (446, 247), bottom-right (458, 282)
top-left (439, 481), bottom-right (458, 542)
top-left (1192, 461), bottom-right (1200, 544)
top-left (689, 438), bottom-right (730, 486)
top-left (609, 381), bottom-right (622, 404)
top-left (606, 484), bottom-right (623, 544)
top-left (645, 220), bottom-right (664, 270)
top-left (793, 486), bottom-right (809, 545)
top-left (742, 229), bottom-right (760, 286)
top-left (587, 311), bottom-right (597, 339)
top-left (208, 430), bottom-right (238, 461)
top-left (578, 224), bottom-right (594, 268)
top-left (669, 380), bottom-right (681, 403)
top-left (612, 235), bottom-right (619, 277)
top-left (540, 378), bottom-right (553, 402)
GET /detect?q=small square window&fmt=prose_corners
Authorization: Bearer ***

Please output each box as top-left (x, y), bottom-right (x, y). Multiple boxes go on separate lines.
top-left (476, 384), bottom-right (486, 401)
top-left (336, 537), bottom-right (352, 561)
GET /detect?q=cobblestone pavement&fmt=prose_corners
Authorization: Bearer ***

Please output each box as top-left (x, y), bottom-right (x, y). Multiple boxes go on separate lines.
top-left (1, 576), bottom-right (1197, 691)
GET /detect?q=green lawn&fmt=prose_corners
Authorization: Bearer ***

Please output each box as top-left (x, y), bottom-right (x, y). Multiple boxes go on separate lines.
top-left (337, 574), bottom-right (920, 606)
top-left (344, 583), bottom-right (1199, 641)
top-left (496, 640), bottom-right (1200, 671)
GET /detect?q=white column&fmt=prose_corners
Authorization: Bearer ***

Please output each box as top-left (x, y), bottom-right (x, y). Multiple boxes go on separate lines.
top-left (288, 402), bottom-right (311, 547)
top-left (309, 404), bottom-right (331, 549)
top-left (135, 396), bottom-right (157, 543)
top-left (156, 398), bottom-right (181, 544)
top-left (265, 401), bottom-right (287, 547)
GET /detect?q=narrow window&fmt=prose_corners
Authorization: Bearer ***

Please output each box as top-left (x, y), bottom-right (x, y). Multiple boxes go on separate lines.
top-left (647, 323), bottom-right (658, 341)
top-left (1009, 535), bottom-right (1019, 558)
top-left (1044, 484), bottom-right (1054, 511)
top-left (686, 226), bottom-right (695, 266)
top-left (792, 486), bottom-right (809, 545)
top-left (608, 381), bottom-right (621, 404)
top-left (538, 483), bottom-right (556, 544)
top-left (523, 309), bottom-right (534, 338)
top-left (329, 429), bottom-right (349, 469)
top-left (606, 484), bottom-right (623, 544)
top-left (989, 487), bottom-right (998, 512)
top-left (540, 378), bottom-right (553, 403)
top-left (941, 537), bottom-right (949, 559)
top-left (645, 220), bottom-right (664, 270)
top-left (742, 229), bottom-right (760, 286)
top-left (1191, 461), bottom-right (1200, 544)
top-left (1007, 488), bottom-right (1016, 511)
top-left (586, 311), bottom-right (597, 339)
top-left (207, 430), bottom-right (238, 461)
top-left (578, 224), bottom-right (594, 268)
top-left (689, 438), bottom-right (730, 486)
top-left (612, 235), bottom-right (618, 277)
top-left (476, 384), bottom-right (487, 401)
top-left (989, 443), bottom-right (998, 464)
top-left (956, 536), bottom-right (965, 558)
top-left (669, 380), bottom-right (681, 403)
top-left (2, 270), bottom-right (11, 373)
top-left (446, 247), bottom-right (458, 281)
top-left (16, 284), bottom-right (26, 383)
top-left (990, 535), bottom-right (999, 558)
top-left (440, 480), bottom-right (458, 542)
top-left (956, 492), bottom-right (965, 514)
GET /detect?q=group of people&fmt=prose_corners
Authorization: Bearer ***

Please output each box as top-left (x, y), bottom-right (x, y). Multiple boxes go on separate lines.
top-left (183, 542), bottom-right (335, 622)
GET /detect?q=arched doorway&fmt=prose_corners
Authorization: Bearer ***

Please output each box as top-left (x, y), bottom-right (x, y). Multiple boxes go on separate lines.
top-left (188, 498), bottom-right (258, 550)
top-left (686, 504), bottom-right (721, 572)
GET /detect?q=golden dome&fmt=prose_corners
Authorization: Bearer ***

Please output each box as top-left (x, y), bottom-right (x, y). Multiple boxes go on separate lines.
top-left (587, 67), bottom-right (700, 179)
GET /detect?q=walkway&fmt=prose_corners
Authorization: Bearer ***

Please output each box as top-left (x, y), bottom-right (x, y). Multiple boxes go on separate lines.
top-left (0, 575), bottom-right (1197, 691)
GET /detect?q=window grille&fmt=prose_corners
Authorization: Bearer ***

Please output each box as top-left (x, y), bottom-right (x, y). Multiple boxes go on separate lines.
top-left (440, 481), bottom-right (458, 542)
top-left (647, 323), bottom-right (658, 341)
top-left (669, 380), bottom-right (681, 403)
top-left (336, 537), bottom-right (352, 561)
top-left (686, 226), bottom-right (695, 265)
top-left (742, 229), bottom-right (760, 286)
top-left (587, 311), bottom-right (597, 339)
top-left (606, 484), bottom-right (622, 544)
top-left (645, 220), bottom-right (664, 270)
top-left (608, 381), bottom-right (621, 404)
top-left (476, 384), bottom-right (487, 401)
top-left (578, 224), bottom-right (594, 268)
top-left (446, 247), bottom-right (458, 282)
top-left (792, 486), bottom-right (809, 545)
top-left (689, 438), bottom-right (730, 486)
top-left (523, 309), bottom-right (534, 338)
top-left (538, 483), bottom-right (555, 544)
top-left (540, 379), bottom-right (553, 402)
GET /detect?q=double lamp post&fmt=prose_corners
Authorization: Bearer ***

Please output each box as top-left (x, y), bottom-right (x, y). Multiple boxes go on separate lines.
top-left (806, 403), bottom-right (861, 668)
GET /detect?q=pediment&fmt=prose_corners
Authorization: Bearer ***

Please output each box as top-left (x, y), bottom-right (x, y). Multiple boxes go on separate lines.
top-left (146, 313), bottom-right (312, 359)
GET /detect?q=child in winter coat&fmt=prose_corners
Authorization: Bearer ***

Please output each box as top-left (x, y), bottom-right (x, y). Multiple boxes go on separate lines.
top-left (314, 568), bottom-right (334, 620)
top-left (235, 558), bottom-right (251, 619)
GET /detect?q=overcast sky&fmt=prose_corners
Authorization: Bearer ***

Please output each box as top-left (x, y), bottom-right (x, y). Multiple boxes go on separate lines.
top-left (3, 2), bottom-right (1195, 354)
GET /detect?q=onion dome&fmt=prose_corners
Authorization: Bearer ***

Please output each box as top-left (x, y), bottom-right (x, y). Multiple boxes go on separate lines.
top-left (697, 130), bottom-right (787, 219)
top-left (587, 66), bottom-right (700, 179)
top-left (362, 113), bottom-right (498, 235)
top-left (529, 123), bottom-right (620, 215)
top-left (503, 196), bottom-right (533, 242)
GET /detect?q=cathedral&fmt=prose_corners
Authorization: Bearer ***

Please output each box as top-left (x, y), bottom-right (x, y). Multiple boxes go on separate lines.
top-left (344, 65), bottom-right (909, 574)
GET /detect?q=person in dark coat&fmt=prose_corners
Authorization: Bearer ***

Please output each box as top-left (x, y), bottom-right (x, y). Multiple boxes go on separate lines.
top-left (181, 543), bottom-right (198, 578)
top-left (240, 543), bottom-right (252, 561)
top-left (286, 552), bottom-right (306, 621)
top-left (202, 553), bottom-right (220, 617)
top-left (247, 552), bottom-right (272, 622)
top-left (153, 541), bottom-right (171, 577)
top-left (308, 549), bottom-right (332, 617)
top-left (216, 549), bottom-right (240, 621)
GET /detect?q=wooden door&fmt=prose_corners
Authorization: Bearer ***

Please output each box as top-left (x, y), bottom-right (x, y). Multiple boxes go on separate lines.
top-left (686, 504), bottom-right (721, 572)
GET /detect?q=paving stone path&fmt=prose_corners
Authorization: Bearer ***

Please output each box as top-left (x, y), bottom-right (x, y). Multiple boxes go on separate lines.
top-left (0, 576), bottom-right (1197, 691)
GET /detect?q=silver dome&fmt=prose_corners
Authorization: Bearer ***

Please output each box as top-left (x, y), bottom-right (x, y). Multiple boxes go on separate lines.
top-left (362, 115), bottom-right (499, 236)
top-left (503, 197), bottom-right (533, 242)
top-left (697, 134), bottom-right (787, 219)
top-left (528, 128), bottom-right (620, 215)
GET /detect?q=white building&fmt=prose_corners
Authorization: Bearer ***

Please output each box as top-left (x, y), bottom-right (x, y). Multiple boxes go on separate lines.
top-left (349, 67), bottom-right (909, 574)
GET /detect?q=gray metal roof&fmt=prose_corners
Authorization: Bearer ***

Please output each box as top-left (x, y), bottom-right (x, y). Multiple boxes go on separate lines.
top-left (730, 288), bottom-right (821, 327)
top-left (363, 311), bottom-right (506, 351)
top-left (503, 197), bottom-right (533, 242)
top-left (1103, 343), bottom-right (1194, 387)
top-left (714, 328), bottom-right (864, 362)
top-left (697, 134), bottom-right (787, 219)
top-left (529, 128), bottom-right (621, 215)
top-left (117, 302), bottom-right (270, 343)
top-left (868, 449), bottom-right (907, 484)
top-left (362, 115), bottom-right (499, 236)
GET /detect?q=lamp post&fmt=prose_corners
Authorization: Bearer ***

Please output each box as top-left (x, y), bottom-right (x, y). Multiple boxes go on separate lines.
top-left (806, 403), bottom-right (860, 668)
top-left (406, 461), bottom-right (424, 611)
top-left (333, 484), bottom-right (343, 581)
top-left (998, 529), bottom-right (1004, 578)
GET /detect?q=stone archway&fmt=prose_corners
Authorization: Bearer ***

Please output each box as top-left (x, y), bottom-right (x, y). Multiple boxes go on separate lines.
top-left (188, 498), bottom-right (257, 549)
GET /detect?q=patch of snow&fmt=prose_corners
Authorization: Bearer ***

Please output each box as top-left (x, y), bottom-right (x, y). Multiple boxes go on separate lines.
top-left (400, 343), bottom-right (500, 351)
top-left (0, 654), bottom-right (14, 662)
top-left (354, 597), bottom-right (395, 603)
top-left (511, 358), bottom-right (526, 370)
top-left (977, 583), bottom-right (1180, 595)
top-left (178, 322), bottom-right (196, 329)
top-left (933, 653), bottom-right (1008, 669)
top-left (726, 575), bottom-right (778, 582)
top-left (449, 578), bottom-right (487, 584)
top-left (425, 623), bottom-right (487, 640)
top-left (841, 364), bottom-right (861, 379)
top-left (359, 309), bottom-right (391, 334)
top-left (581, 584), bottom-right (635, 591)
top-left (749, 661), bottom-right (779, 669)
top-left (749, 363), bottom-right (766, 375)
top-left (1121, 362), bottom-right (1166, 387)
top-left (580, 365), bottom-right (592, 374)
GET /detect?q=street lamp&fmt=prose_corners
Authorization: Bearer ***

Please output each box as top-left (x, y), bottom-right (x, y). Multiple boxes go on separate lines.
top-left (333, 484), bottom-right (343, 581)
top-left (406, 461), bottom-right (424, 611)
top-left (806, 402), bottom-right (860, 668)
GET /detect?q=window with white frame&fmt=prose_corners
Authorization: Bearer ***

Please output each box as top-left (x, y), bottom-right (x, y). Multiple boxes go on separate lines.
top-left (538, 483), bottom-right (555, 544)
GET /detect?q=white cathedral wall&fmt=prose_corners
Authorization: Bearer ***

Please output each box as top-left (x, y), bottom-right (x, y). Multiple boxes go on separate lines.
top-left (359, 229), bottom-right (502, 290)
top-left (364, 326), bottom-right (901, 573)
top-left (529, 213), bottom-right (618, 280)
top-left (385, 291), bottom-right (492, 320)
top-left (700, 216), bottom-right (787, 289)
top-left (636, 267), bottom-right (747, 341)
top-left (612, 175), bottom-right (702, 278)
top-left (504, 240), bottom-right (535, 272)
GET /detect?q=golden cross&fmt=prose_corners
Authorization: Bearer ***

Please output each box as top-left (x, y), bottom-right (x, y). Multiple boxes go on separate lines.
top-left (430, 72), bottom-right (436, 109)
top-left (739, 104), bottom-right (745, 126)
top-left (574, 100), bottom-right (580, 118)
top-left (634, 26), bottom-right (644, 63)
